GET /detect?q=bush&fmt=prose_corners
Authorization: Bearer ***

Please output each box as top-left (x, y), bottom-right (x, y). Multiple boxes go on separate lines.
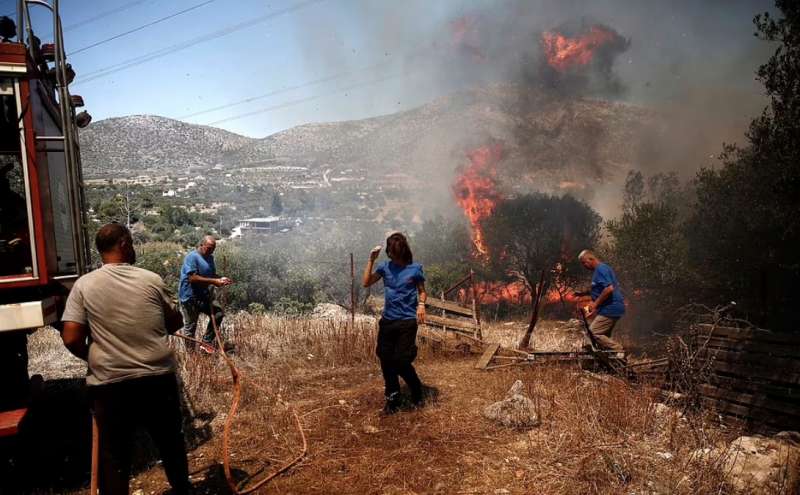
top-left (271, 297), bottom-right (314, 316)
top-left (247, 302), bottom-right (266, 315)
top-left (135, 242), bottom-right (186, 293)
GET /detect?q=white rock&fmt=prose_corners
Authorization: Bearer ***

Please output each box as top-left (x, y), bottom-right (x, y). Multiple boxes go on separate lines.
top-left (483, 380), bottom-right (539, 428)
top-left (694, 432), bottom-right (800, 494)
top-left (650, 402), bottom-right (684, 419)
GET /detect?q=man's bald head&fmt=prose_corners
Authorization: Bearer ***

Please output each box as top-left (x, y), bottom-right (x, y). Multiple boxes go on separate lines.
top-left (198, 235), bottom-right (217, 256)
top-left (95, 223), bottom-right (135, 264)
top-left (578, 249), bottom-right (600, 270)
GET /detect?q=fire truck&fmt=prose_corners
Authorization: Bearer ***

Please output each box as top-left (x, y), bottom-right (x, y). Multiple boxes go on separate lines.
top-left (0, 1), bottom-right (91, 437)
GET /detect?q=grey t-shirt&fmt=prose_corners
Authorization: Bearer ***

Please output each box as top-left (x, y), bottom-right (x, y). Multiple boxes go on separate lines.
top-left (62, 263), bottom-right (176, 386)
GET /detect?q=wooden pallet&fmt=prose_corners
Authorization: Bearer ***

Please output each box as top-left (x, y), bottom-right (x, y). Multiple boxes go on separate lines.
top-left (423, 296), bottom-right (482, 339)
top-left (473, 341), bottom-right (620, 371)
top-left (689, 324), bottom-right (800, 433)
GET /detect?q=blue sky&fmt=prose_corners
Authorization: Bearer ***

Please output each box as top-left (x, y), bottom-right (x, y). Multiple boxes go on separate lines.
top-left (7, 0), bottom-right (777, 138)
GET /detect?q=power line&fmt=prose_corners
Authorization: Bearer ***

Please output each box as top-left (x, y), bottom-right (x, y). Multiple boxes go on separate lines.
top-left (1, 0), bottom-right (149, 32)
top-left (177, 43), bottom-right (432, 121)
top-left (204, 70), bottom-right (408, 126)
top-left (69, 0), bottom-right (217, 55)
top-left (72, 0), bottom-right (326, 86)
top-left (178, 61), bottom-right (394, 120)
top-left (64, 0), bottom-right (151, 32)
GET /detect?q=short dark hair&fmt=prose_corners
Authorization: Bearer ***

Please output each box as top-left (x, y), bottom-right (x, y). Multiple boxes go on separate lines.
top-left (386, 232), bottom-right (413, 265)
top-left (95, 223), bottom-right (130, 253)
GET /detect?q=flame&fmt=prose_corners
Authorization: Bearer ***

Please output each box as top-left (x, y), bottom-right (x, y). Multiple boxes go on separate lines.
top-left (472, 281), bottom-right (586, 307)
top-left (541, 25), bottom-right (617, 72)
top-left (453, 144), bottom-right (504, 256)
top-left (450, 15), bottom-right (486, 61)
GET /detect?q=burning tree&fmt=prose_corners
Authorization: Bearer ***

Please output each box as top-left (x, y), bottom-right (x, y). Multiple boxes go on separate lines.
top-left (481, 193), bottom-right (601, 348)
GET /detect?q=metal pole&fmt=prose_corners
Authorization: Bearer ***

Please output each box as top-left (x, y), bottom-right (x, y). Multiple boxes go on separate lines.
top-left (54, 0), bottom-right (89, 272)
top-left (349, 253), bottom-right (355, 326)
top-left (16, 0), bottom-right (24, 42)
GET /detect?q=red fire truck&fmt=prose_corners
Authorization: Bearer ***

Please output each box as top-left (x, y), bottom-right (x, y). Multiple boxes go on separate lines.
top-left (0, 1), bottom-right (91, 437)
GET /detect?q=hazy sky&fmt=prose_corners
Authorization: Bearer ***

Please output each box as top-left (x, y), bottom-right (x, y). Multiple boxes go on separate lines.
top-left (10, 0), bottom-right (777, 138)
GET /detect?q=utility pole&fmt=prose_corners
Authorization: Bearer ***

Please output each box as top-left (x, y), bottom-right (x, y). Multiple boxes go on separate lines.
top-left (350, 252), bottom-right (355, 327)
top-left (125, 183), bottom-right (131, 228)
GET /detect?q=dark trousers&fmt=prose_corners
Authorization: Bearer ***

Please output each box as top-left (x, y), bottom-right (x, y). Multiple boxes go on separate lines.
top-left (90, 373), bottom-right (190, 495)
top-left (376, 318), bottom-right (422, 402)
top-left (180, 298), bottom-right (224, 344)
top-left (0, 332), bottom-right (28, 410)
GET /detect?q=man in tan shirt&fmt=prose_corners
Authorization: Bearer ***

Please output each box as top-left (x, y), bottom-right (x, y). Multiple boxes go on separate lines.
top-left (62, 223), bottom-right (189, 495)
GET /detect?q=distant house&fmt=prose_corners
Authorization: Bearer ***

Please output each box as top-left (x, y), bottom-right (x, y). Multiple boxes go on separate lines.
top-left (231, 216), bottom-right (288, 237)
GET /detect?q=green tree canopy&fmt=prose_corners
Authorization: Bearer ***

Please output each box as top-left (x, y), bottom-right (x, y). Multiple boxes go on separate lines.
top-left (482, 193), bottom-right (601, 291)
top-left (687, 1), bottom-right (800, 328)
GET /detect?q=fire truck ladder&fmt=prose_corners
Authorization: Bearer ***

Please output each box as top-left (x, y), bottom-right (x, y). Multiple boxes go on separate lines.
top-left (17, 0), bottom-right (90, 274)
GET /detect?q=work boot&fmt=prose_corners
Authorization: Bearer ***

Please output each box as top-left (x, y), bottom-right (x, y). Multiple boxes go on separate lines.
top-left (382, 392), bottom-right (401, 415)
top-left (411, 386), bottom-right (423, 408)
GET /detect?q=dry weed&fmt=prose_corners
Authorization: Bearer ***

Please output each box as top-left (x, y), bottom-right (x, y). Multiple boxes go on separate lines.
top-left (25, 315), bottom-right (736, 494)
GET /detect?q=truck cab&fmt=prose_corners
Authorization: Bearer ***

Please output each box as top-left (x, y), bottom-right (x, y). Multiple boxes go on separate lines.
top-left (0, 0), bottom-right (90, 435)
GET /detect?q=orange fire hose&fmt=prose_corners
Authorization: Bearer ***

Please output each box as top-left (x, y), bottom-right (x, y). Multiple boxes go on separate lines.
top-left (88, 291), bottom-right (307, 494)
top-left (192, 305), bottom-right (308, 494)
top-left (90, 415), bottom-right (99, 495)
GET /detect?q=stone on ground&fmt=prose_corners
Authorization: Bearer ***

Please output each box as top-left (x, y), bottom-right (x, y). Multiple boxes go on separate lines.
top-left (693, 431), bottom-right (800, 494)
top-left (483, 379), bottom-right (539, 428)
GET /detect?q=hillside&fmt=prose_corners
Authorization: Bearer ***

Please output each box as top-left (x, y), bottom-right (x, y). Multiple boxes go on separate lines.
top-left (79, 115), bottom-right (254, 176)
top-left (80, 85), bottom-right (656, 194)
top-left (226, 85), bottom-right (655, 189)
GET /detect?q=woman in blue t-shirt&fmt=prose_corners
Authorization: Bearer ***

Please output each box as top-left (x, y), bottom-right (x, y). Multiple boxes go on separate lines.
top-left (362, 232), bottom-right (427, 414)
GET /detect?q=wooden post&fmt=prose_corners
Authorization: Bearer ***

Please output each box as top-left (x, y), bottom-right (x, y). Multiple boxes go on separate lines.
top-left (470, 269), bottom-right (482, 339)
top-left (350, 253), bottom-right (355, 327)
top-left (518, 269), bottom-right (547, 350)
top-left (440, 290), bottom-right (447, 333)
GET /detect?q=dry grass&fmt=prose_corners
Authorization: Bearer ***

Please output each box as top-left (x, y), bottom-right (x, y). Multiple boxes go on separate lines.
top-left (27, 327), bottom-right (87, 380)
top-left (481, 319), bottom-right (585, 351)
top-left (25, 315), bottom-right (739, 494)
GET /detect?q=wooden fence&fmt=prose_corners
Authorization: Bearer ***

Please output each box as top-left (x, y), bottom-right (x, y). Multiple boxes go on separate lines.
top-left (691, 323), bottom-right (800, 433)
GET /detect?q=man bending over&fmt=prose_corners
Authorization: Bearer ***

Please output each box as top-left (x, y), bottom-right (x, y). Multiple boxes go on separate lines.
top-left (578, 249), bottom-right (626, 355)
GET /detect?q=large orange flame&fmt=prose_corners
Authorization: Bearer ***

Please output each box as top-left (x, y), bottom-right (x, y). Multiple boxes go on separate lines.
top-left (541, 25), bottom-right (617, 72)
top-left (453, 144), bottom-right (504, 256)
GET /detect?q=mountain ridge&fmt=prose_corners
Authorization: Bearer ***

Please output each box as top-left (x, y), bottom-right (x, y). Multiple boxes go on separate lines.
top-left (79, 85), bottom-right (658, 196)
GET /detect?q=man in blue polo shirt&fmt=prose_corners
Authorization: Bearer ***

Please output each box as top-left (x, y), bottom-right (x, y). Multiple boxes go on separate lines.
top-left (179, 235), bottom-right (232, 352)
top-left (578, 249), bottom-right (625, 353)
